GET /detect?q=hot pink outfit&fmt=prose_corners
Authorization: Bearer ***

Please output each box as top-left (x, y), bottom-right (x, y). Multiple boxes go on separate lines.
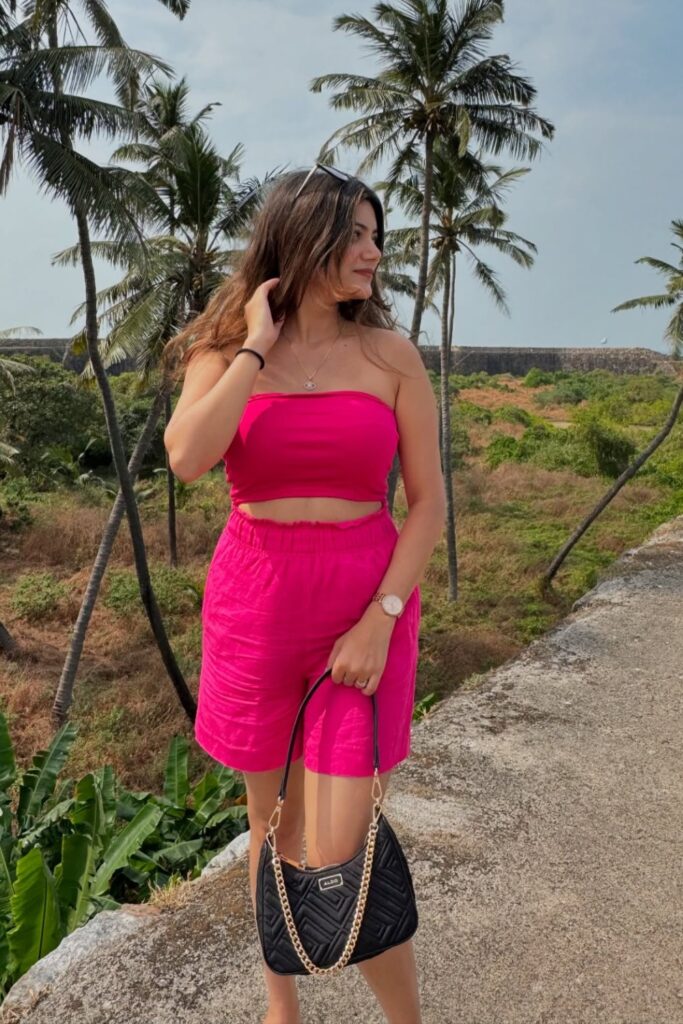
top-left (194, 390), bottom-right (421, 776)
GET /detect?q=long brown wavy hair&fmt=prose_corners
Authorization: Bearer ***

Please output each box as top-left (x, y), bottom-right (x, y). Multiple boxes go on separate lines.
top-left (161, 168), bottom-right (407, 383)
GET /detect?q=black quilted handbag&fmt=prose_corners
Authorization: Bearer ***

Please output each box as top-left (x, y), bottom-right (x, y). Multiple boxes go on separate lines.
top-left (255, 666), bottom-right (418, 976)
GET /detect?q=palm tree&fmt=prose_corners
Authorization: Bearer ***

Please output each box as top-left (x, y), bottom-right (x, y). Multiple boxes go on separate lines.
top-left (310, 0), bottom-right (553, 346)
top-left (111, 76), bottom-right (220, 236)
top-left (379, 137), bottom-right (536, 594)
top-left (309, 0), bottom-right (554, 505)
top-left (543, 217), bottom-right (683, 586)
top-left (109, 78), bottom-right (220, 568)
top-left (49, 128), bottom-right (277, 723)
top-left (0, 2), bottom-right (197, 723)
top-left (611, 218), bottom-right (683, 360)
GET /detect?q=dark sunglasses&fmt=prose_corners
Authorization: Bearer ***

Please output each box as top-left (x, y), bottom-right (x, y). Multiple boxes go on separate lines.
top-left (294, 162), bottom-right (353, 199)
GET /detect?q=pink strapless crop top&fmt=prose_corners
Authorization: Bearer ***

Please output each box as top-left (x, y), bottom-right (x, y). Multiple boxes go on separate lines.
top-left (223, 390), bottom-right (399, 504)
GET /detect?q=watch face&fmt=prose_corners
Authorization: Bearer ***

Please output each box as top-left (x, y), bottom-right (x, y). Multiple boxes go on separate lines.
top-left (382, 594), bottom-right (403, 615)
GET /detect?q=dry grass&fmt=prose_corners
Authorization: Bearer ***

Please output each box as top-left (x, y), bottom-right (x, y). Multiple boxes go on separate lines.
top-left (458, 374), bottom-right (575, 420)
top-left (0, 380), bottom-right (677, 791)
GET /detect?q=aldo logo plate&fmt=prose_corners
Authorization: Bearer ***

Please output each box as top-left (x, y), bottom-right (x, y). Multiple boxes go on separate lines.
top-left (318, 872), bottom-right (344, 892)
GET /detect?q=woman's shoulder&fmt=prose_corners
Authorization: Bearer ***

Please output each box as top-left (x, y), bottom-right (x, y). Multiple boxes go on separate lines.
top-left (364, 326), bottom-right (426, 372)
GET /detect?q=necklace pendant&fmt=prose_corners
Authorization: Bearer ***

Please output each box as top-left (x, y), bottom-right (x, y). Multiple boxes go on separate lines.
top-left (304, 380), bottom-right (317, 391)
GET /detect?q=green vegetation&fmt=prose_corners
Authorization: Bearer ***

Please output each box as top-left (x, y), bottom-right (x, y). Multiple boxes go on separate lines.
top-left (10, 572), bottom-right (69, 622)
top-left (482, 372), bottom-right (682, 489)
top-left (103, 566), bottom-right (203, 621)
top-left (0, 358), bottom-right (167, 493)
top-left (0, 713), bottom-right (246, 993)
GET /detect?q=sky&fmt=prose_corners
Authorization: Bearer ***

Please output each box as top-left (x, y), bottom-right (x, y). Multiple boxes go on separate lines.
top-left (1, 0), bottom-right (681, 354)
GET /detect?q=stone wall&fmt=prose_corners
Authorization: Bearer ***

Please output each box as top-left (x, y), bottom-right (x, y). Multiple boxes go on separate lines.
top-left (0, 338), bottom-right (132, 376)
top-left (419, 345), bottom-right (678, 377)
top-left (0, 337), bottom-right (678, 378)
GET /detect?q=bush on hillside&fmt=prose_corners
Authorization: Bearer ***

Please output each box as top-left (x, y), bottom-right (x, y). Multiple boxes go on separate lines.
top-left (523, 367), bottom-right (556, 387)
top-left (449, 418), bottom-right (473, 468)
top-left (491, 404), bottom-right (533, 426)
top-left (485, 412), bottom-right (636, 480)
top-left (455, 399), bottom-right (493, 425)
top-left (573, 410), bottom-right (637, 477)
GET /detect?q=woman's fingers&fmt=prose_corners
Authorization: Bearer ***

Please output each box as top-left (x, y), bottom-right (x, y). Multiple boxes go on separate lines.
top-left (331, 671), bottom-right (378, 695)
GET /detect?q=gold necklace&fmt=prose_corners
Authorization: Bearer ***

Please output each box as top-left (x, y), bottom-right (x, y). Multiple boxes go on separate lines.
top-left (282, 317), bottom-right (344, 391)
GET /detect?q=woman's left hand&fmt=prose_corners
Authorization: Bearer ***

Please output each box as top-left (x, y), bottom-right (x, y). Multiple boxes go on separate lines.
top-left (325, 609), bottom-right (395, 697)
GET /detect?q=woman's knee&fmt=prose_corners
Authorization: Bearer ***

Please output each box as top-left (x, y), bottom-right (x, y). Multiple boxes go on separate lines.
top-left (243, 756), bottom-right (305, 836)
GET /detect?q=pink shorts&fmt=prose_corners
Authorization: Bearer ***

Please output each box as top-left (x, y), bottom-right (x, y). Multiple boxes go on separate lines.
top-left (194, 498), bottom-right (421, 776)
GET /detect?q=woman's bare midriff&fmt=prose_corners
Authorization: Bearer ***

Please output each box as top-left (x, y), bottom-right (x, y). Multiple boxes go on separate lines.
top-left (235, 497), bottom-right (382, 523)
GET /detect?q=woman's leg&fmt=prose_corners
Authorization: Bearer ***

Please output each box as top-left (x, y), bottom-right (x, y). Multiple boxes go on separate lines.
top-left (243, 757), bottom-right (306, 1024)
top-left (304, 767), bottom-right (423, 1024)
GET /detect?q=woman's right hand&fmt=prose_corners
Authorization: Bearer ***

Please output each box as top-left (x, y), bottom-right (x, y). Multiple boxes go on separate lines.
top-left (244, 277), bottom-right (286, 354)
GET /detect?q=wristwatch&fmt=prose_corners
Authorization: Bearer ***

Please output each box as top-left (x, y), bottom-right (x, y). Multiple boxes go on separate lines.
top-left (371, 591), bottom-right (404, 618)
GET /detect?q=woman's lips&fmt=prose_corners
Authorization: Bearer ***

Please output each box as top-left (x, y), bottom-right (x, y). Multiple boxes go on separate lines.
top-left (355, 270), bottom-right (373, 278)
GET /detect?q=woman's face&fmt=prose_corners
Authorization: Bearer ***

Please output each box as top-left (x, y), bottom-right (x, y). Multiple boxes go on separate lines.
top-left (334, 199), bottom-right (382, 300)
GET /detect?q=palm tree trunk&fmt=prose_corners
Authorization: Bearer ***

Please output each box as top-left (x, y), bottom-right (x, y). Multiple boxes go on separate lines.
top-left (387, 129), bottom-right (437, 515)
top-left (409, 128), bottom-right (435, 347)
top-left (543, 383), bottom-right (683, 587)
top-left (165, 390), bottom-right (178, 568)
top-left (441, 253), bottom-right (458, 601)
top-left (51, 378), bottom-right (172, 725)
top-left (42, 12), bottom-right (194, 723)
top-left (0, 620), bottom-right (19, 659)
top-left (386, 451), bottom-right (400, 517)
top-left (74, 207), bottom-right (196, 721)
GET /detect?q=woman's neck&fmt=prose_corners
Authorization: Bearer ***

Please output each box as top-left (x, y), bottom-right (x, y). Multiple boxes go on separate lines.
top-left (282, 298), bottom-right (342, 350)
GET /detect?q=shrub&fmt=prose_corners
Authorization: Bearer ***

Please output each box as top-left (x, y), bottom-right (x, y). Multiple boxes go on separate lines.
top-left (447, 370), bottom-right (511, 392)
top-left (10, 571), bottom-right (68, 621)
top-left (491, 404), bottom-right (532, 426)
top-left (484, 415), bottom-right (630, 479)
top-left (104, 565), bottom-right (202, 619)
top-left (573, 411), bottom-right (637, 478)
top-left (523, 367), bottom-right (555, 387)
top-left (637, 433), bottom-right (683, 487)
top-left (455, 400), bottom-right (493, 425)
top-left (530, 370), bottom-right (623, 408)
top-left (0, 356), bottom-right (103, 487)
top-left (485, 433), bottom-right (522, 469)
top-left (0, 478), bottom-right (37, 530)
top-left (449, 418), bottom-right (473, 468)
top-left (0, 715), bottom-right (247, 995)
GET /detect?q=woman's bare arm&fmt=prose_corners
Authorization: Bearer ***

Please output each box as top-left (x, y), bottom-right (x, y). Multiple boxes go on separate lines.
top-left (164, 343), bottom-right (267, 483)
top-left (164, 279), bottom-right (283, 483)
top-left (362, 333), bottom-right (447, 624)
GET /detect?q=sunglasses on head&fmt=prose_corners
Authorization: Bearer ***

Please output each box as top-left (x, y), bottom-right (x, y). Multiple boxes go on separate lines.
top-left (235, 163), bottom-right (352, 213)
top-left (294, 162), bottom-right (353, 200)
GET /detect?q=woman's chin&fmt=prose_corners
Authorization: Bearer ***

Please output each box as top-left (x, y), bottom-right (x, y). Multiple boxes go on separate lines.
top-left (344, 280), bottom-right (372, 299)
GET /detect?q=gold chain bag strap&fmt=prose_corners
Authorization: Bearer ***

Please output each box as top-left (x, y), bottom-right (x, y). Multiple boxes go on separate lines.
top-left (254, 667), bottom-right (418, 976)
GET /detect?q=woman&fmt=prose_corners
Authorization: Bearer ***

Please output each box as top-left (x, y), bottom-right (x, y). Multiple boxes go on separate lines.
top-left (163, 165), bottom-right (446, 1024)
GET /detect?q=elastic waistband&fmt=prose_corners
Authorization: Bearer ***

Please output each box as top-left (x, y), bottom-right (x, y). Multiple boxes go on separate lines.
top-left (225, 497), bottom-right (398, 553)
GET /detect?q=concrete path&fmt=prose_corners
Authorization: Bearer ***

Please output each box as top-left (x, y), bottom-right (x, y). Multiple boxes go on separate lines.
top-left (3, 515), bottom-right (682, 1024)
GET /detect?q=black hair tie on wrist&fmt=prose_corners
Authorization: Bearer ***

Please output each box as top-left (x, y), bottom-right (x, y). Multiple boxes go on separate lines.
top-left (234, 347), bottom-right (265, 370)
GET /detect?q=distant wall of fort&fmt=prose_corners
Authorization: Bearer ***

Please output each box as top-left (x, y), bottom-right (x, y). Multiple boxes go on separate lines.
top-left (419, 345), bottom-right (678, 377)
top-left (0, 337), bottom-right (678, 378)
